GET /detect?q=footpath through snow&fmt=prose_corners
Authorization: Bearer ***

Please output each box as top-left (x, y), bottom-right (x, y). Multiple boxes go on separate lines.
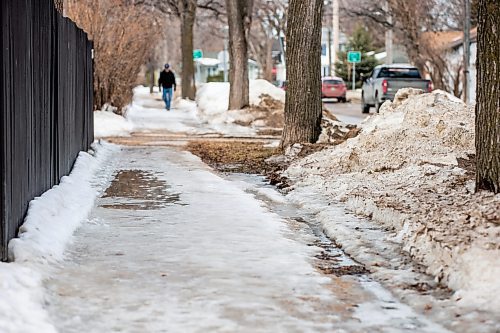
top-left (283, 89), bottom-right (500, 316)
top-left (94, 81), bottom-right (288, 138)
top-left (4, 82), bottom-right (497, 332)
top-left (43, 146), bottom-right (450, 333)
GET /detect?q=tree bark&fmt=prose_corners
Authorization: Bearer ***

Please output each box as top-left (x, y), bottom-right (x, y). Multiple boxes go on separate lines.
top-left (279, 0), bottom-right (323, 149)
top-left (475, 0), bottom-right (500, 193)
top-left (226, 0), bottom-right (254, 110)
top-left (180, 2), bottom-right (197, 100)
top-left (263, 38), bottom-right (273, 81)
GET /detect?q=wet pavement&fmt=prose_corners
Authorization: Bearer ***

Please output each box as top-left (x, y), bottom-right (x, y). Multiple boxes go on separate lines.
top-left (323, 101), bottom-right (368, 125)
top-left (44, 146), bottom-right (450, 333)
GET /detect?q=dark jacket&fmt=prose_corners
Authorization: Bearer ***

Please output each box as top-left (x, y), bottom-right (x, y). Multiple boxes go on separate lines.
top-left (159, 70), bottom-right (177, 89)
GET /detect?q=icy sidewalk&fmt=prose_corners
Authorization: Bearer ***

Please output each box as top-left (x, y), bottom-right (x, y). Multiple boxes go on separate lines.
top-left (44, 146), bottom-right (449, 333)
top-left (95, 86), bottom-right (259, 139)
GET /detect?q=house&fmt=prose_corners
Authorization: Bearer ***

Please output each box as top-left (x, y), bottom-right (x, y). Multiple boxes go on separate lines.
top-left (321, 28), bottom-right (347, 77)
top-left (422, 28), bottom-right (477, 102)
top-left (194, 57), bottom-right (221, 83)
top-left (447, 28), bottom-right (477, 103)
top-left (193, 54), bottom-right (260, 84)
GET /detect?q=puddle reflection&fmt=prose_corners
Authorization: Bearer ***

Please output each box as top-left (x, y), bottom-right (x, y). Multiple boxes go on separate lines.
top-left (101, 169), bottom-right (187, 210)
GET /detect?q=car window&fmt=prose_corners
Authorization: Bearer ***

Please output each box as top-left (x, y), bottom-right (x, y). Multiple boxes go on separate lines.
top-left (377, 68), bottom-right (421, 79)
top-left (323, 79), bottom-right (343, 85)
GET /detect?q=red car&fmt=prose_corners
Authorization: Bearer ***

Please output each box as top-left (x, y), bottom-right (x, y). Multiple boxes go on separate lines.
top-left (321, 76), bottom-right (347, 102)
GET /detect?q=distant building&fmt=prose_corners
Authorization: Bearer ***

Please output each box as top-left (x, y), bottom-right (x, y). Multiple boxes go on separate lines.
top-left (446, 28), bottom-right (477, 102)
top-left (195, 58), bottom-right (221, 83)
top-left (194, 54), bottom-right (259, 83)
top-left (421, 28), bottom-right (477, 102)
top-left (321, 28), bottom-right (347, 77)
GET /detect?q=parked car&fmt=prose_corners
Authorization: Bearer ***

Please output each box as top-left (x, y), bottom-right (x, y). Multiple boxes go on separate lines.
top-left (361, 64), bottom-right (433, 113)
top-left (321, 77), bottom-right (347, 102)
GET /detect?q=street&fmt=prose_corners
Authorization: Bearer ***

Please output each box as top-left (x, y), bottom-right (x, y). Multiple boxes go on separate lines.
top-left (323, 100), bottom-right (369, 125)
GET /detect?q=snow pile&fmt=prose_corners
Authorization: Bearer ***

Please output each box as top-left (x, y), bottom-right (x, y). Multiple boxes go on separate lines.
top-left (196, 80), bottom-right (286, 132)
top-left (94, 110), bottom-right (133, 138)
top-left (320, 89), bottom-right (474, 173)
top-left (284, 89), bottom-right (500, 313)
top-left (197, 79), bottom-right (285, 115)
top-left (318, 115), bottom-right (360, 145)
top-left (0, 142), bottom-right (116, 332)
top-left (0, 265), bottom-right (56, 333)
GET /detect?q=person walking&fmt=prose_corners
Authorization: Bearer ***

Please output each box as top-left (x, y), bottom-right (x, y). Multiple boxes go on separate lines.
top-left (158, 64), bottom-right (177, 111)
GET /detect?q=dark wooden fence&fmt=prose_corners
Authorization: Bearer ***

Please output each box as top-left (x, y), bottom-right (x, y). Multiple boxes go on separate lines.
top-left (0, 0), bottom-right (94, 260)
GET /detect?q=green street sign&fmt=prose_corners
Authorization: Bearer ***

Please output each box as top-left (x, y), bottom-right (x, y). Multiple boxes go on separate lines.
top-left (347, 51), bottom-right (361, 63)
top-left (193, 49), bottom-right (203, 59)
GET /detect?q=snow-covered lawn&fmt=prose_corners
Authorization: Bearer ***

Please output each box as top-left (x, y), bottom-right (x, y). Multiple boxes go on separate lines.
top-left (0, 142), bottom-right (117, 333)
top-left (283, 89), bottom-right (500, 314)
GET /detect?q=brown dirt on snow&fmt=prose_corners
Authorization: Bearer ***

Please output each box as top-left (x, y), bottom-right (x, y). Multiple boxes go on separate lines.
top-left (186, 140), bottom-right (277, 174)
top-left (241, 94), bottom-right (286, 128)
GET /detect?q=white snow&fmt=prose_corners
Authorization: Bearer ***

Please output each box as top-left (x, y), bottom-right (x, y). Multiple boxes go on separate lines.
top-left (94, 110), bottom-right (133, 138)
top-left (0, 265), bottom-right (56, 333)
top-left (0, 142), bottom-right (116, 333)
top-left (196, 79), bottom-right (285, 115)
top-left (194, 80), bottom-right (285, 135)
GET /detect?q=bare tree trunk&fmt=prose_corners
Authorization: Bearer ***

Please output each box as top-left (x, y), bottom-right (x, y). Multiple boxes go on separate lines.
top-left (475, 0), bottom-right (499, 193)
top-left (263, 39), bottom-right (273, 81)
top-left (279, 0), bottom-right (323, 150)
top-left (180, 3), bottom-right (197, 100)
top-left (226, 0), bottom-right (254, 110)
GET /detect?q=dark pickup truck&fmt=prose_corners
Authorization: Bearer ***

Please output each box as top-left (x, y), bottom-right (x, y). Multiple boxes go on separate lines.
top-left (361, 64), bottom-right (433, 113)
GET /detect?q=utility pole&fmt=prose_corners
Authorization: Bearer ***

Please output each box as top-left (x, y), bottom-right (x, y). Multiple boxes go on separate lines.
top-left (332, 0), bottom-right (340, 74)
top-left (384, 1), bottom-right (393, 65)
top-left (463, 0), bottom-right (471, 104)
top-left (328, 29), bottom-right (332, 76)
top-left (223, 26), bottom-right (229, 82)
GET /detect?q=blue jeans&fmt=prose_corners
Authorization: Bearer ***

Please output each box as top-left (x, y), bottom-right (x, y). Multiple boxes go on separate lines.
top-left (162, 87), bottom-right (173, 110)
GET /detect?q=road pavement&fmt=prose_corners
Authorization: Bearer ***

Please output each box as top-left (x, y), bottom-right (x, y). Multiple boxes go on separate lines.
top-left (323, 100), bottom-right (369, 125)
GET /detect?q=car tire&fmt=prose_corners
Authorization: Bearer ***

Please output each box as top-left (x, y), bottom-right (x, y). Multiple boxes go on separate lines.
top-left (362, 95), bottom-right (370, 114)
top-left (341, 97), bottom-right (347, 103)
top-left (375, 100), bottom-right (381, 113)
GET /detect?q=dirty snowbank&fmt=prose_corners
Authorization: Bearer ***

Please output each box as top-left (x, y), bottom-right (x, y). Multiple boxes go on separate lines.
top-left (284, 89), bottom-right (500, 313)
top-left (0, 142), bottom-right (116, 333)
